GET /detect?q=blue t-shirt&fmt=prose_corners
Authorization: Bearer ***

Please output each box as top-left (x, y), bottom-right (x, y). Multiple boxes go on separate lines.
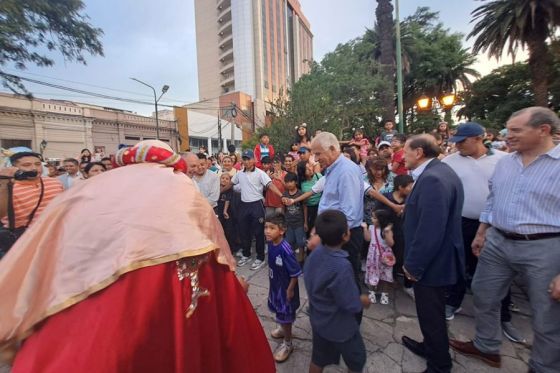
top-left (268, 240), bottom-right (302, 316)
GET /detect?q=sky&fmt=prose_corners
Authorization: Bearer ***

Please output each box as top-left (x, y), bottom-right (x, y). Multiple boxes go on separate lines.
top-left (2, 0), bottom-right (523, 116)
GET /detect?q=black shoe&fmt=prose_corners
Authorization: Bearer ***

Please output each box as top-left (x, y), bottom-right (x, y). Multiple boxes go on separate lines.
top-left (402, 335), bottom-right (426, 359)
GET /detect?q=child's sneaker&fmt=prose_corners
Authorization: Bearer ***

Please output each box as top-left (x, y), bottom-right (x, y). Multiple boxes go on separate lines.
top-left (380, 292), bottom-right (389, 305)
top-left (368, 290), bottom-right (377, 304)
top-left (273, 341), bottom-right (294, 363)
top-left (250, 259), bottom-right (265, 270)
top-left (270, 326), bottom-right (284, 339)
top-left (237, 256), bottom-right (250, 267)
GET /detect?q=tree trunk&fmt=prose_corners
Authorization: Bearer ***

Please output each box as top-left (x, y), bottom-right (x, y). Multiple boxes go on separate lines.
top-left (376, 0), bottom-right (396, 122)
top-left (527, 14), bottom-right (549, 107)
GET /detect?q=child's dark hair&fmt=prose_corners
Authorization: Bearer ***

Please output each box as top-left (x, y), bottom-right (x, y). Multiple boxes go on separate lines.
top-left (284, 172), bottom-right (298, 184)
top-left (265, 212), bottom-right (287, 230)
top-left (393, 174), bottom-right (414, 191)
top-left (373, 209), bottom-right (393, 232)
top-left (315, 210), bottom-right (348, 247)
top-left (353, 128), bottom-right (364, 137)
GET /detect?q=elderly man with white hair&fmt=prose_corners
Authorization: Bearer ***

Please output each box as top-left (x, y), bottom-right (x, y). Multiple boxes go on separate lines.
top-left (310, 132), bottom-right (364, 289)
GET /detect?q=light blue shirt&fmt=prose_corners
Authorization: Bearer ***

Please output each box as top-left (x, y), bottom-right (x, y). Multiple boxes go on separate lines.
top-left (410, 158), bottom-right (435, 180)
top-left (318, 155), bottom-right (364, 228)
top-left (480, 144), bottom-right (560, 234)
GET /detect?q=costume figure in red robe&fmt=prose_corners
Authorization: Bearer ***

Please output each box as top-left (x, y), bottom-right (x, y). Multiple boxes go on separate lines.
top-left (0, 141), bottom-right (275, 372)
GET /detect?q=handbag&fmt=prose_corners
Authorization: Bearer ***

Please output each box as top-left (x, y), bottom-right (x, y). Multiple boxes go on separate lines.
top-left (374, 227), bottom-right (395, 267)
top-left (0, 178), bottom-right (44, 258)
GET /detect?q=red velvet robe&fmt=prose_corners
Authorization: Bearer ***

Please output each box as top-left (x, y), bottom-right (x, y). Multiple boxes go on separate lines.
top-left (12, 254), bottom-right (275, 373)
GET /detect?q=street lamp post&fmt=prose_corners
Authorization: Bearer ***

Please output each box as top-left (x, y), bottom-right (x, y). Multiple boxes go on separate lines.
top-left (130, 78), bottom-right (170, 140)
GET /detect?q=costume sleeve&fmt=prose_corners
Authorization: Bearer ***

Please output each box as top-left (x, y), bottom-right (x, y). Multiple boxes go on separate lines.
top-left (282, 246), bottom-right (302, 278)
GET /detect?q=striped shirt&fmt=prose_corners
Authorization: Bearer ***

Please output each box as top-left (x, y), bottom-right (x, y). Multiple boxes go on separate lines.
top-left (480, 144), bottom-right (560, 234)
top-left (1, 177), bottom-right (64, 228)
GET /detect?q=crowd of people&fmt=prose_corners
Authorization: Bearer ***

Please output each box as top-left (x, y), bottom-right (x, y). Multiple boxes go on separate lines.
top-left (0, 107), bottom-right (559, 373)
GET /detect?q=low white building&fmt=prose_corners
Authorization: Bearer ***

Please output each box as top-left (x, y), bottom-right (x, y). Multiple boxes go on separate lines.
top-left (185, 110), bottom-right (242, 154)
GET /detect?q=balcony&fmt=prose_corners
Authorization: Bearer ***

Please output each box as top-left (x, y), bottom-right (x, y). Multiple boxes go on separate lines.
top-left (217, 8), bottom-right (232, 23)
top-left (220, 72), bottom-right (235, 86)
top-left (218, 20), bottom-right (232, 37)
top-left (219, 48), bottom-right (234, 62)
top-left (219, 35), bottom-right (233, 51)
top-left (217, 0), bottom-right (231, 9)
top-left (220, 61), bottom-right (234, 75)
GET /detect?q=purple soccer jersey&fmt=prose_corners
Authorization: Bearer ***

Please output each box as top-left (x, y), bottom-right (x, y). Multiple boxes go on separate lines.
top-left (267, 240), bottom-right (302, 323)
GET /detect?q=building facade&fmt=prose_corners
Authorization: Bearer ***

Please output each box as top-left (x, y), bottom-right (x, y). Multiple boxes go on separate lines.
top-left (194, 0), bottom-right (313, 125)
top-left (0, 94), bottom-right (241, 160)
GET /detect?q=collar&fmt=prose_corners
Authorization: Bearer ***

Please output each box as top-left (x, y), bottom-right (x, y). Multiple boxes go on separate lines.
top-left (323, 245), bottom-right (348, 257)
top-left (512, 144), bottom-right (560, 161)
top-left (325, 154), bottom-right (344, 176)
top-left (411, 158), bottom-right (435, 180)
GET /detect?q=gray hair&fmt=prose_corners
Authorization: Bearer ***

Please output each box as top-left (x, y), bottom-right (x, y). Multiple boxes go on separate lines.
top-left (510, 107), bottom-right (559, 135)
top-left (311, 132), bottom-right (340, 152)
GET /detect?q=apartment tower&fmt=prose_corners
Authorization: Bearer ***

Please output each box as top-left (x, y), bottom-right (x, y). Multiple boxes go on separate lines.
top-left (194, 0), bottom-right (313, 125)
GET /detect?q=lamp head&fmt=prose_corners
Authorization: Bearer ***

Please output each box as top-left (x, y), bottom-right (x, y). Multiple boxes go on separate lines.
top-left (162, 85), bottom-right (170, 93)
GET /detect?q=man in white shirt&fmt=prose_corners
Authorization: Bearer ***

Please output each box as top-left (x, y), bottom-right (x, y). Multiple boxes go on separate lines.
top-left (442, 123), bottom-right (524, 343)
top-left (58, 158), bottom-right (82, 189)
top-left (232, 149), bottom-right (283, 270)
top-left (193, 153), bottom-right (220, 210)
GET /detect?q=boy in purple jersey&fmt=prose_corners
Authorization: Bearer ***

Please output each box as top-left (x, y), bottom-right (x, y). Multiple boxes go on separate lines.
top-left (265, 212), bottom-right (302, 363)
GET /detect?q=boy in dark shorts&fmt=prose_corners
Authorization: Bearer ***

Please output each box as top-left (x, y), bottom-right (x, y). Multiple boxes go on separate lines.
top-left (265, 212), bottom-right (302, 363)
top-left (304, 210), bottom-right (371, 373)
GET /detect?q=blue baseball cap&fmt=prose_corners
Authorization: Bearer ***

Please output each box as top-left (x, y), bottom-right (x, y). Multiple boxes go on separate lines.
top-left (242, 149), bottom-right (254, 159)
top-left (449, 122), bottom-right (485, 143)
top-left (298, 146), bottom-right (310, 153)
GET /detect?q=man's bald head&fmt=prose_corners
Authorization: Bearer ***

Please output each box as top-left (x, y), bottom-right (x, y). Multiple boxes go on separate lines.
top-left (182, 153), bottom-right (200, 178)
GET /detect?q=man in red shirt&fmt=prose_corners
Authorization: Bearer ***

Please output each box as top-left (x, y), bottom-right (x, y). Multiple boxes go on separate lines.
top-left (391, 134), bottom-right (408, 175)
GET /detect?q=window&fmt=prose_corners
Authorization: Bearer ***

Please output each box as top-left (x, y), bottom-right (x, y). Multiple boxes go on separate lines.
top-left (1, 139), bottom-right (32, 149)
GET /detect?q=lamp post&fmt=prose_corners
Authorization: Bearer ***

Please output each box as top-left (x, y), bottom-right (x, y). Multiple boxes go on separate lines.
top-left (395, 0), bottom-right (404, 133)
top-left (416, 95), bottom-right (432, 111)
top-left (130, 78), bottom-right (170, 140)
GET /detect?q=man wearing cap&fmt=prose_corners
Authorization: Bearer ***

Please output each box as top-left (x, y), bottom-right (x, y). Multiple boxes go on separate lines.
top-left (232, 149), bottom-right (283, 270)
top-left (298, 146), bottom-right (321, 173)
top-left (377, 141), bottom-right (393, 163)
top-left (0, 152), bottom-right (63, 256)
top-left (442, 123), bottom-right (525, 343)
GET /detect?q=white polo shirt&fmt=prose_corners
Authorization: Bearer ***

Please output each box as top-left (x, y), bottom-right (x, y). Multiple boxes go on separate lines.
top-left (232, 167), bottom-right (272, 203)
top-left (442, 149), bottom-right (506, 219)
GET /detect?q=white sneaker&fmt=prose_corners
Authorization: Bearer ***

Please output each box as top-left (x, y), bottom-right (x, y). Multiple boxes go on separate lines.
top-left (368, 290), bottom-right (377, 304)
top-left (234, 251), bottom-right (244, 259)
top-left (237, 256), bottom-right (250, 267)
top-left (380, 292), bottom-right (390, 305)
top-left (403, 287), bottom-right (415, 301)
top-left (251, 259), bottom-right (265, 270)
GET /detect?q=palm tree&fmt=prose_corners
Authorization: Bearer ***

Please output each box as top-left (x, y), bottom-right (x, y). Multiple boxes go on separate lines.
top-left (375, 0), bottom-right (395, 122)
top-left (469, 0), bottom-right (560, 107)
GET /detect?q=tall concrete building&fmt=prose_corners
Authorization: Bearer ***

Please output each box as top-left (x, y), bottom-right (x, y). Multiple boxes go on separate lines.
top-left (194, 0), bottom-right (313, 126)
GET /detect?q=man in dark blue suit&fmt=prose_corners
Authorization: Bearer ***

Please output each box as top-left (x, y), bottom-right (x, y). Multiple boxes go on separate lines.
top-left (401, 135), bottom-right (465, 373)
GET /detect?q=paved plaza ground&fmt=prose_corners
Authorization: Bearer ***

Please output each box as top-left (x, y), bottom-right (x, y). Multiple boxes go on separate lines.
top-left (239, 260), bottom-right (534, 373)
top-left (0, 259), bottom-right (533, 373)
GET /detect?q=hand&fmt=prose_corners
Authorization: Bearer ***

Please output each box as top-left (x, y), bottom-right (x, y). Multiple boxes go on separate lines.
top-left (304, 223), bottom-right (309, 233)
top-left (224, 211), bottom-right (230, 220)
top-left (549, 274), bottom-right (560, 301)
top-left (384, 224), bottom-right (393, 232)
top-left (284, 198), bottom-right (294, 206)
top-left (0, 167), bottom-right (18, 178)
top-left (360, 294), bottom-right (371, 309)
top-left (360, 222), bottom-right (368, 230)
top-left (402, 266), bottom-right (417, 282)
top-left (286, 287), bottom-right (295, 302)
top-left (471, 232), bottom-right (486, 257)
top-left (392, 204), bottom-right (404, 215)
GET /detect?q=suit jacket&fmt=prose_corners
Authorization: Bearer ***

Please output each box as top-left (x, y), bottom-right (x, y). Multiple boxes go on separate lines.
top-left (403, 159), bottom-right (465, 287)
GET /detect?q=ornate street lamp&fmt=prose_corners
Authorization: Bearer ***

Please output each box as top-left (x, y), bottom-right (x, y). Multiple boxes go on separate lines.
top-left (417, 95), bottom-right (432, 110)
top-left (441, 93), bottom-right (456, 109)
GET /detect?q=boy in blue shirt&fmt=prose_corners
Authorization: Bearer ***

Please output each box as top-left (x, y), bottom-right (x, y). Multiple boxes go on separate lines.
top-left (304, 210), bottom-right (371, 373)
top-left (265, 212), bottom-right (302, 363)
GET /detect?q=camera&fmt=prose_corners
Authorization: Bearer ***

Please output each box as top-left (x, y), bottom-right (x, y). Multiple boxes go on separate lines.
top-left (14, 170), bottom-right (39, 181)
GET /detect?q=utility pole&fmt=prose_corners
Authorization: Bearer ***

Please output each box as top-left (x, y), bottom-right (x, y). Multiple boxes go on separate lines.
top-left (218, 108), bottom-right (222, 153)
top-left (395, 0), bottom-right (404, 133)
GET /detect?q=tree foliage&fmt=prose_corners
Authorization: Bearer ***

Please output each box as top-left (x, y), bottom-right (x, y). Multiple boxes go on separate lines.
top-left (468, 0), bottom-right (560, 106)
top-left (0, 0), bottom-right (104, 92)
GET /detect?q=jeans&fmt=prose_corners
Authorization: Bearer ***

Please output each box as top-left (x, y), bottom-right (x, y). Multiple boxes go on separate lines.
top-left (286, 225), bottom-right (305, 249)
top-left (472, 228), bottom-right (560, 373)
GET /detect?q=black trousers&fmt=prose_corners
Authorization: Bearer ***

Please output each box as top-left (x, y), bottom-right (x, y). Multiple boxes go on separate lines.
top-left (342, 226), bottom-right (364, 325)
top-left (306, 204), bottom-right (319, 237)
top-left (446, 218), bottom-right (512, 321)
top-left (219, 215), bottom-right (240, 254)
top-left (238, 200), bottom-right (266, 261)
top-left (414, 284), bottom-right (452, 373)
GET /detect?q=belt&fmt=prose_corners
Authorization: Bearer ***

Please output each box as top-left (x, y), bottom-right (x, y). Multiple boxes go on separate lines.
top-left (495, 228), bottom-right (560, 241)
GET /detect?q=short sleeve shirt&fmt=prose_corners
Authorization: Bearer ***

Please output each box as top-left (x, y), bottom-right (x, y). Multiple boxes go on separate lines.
top-left (231, 168), bottom-right (272, 203)
top-left (283, 190), bottom-right (304, 227)
top-left (268, 240), bottom-right (302, 315)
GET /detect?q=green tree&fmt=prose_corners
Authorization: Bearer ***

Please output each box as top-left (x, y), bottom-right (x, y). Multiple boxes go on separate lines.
top-left (0, 0), bottom-right (104, 92)
top-left (468, 0), bottom-right (560, 107)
